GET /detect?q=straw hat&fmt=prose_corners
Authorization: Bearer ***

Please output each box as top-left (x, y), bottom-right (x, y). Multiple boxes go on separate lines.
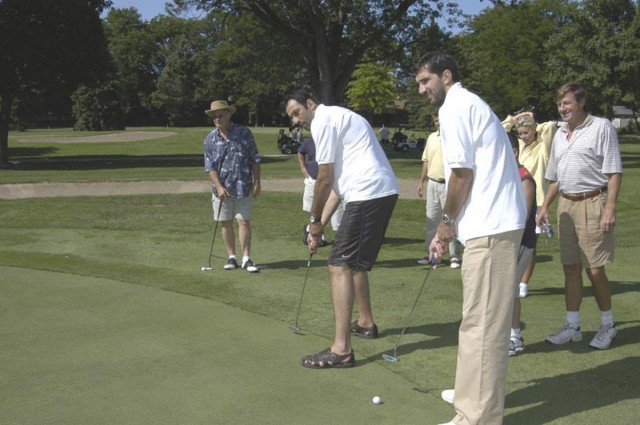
top-left (205, 100), bottom-right (236, 116)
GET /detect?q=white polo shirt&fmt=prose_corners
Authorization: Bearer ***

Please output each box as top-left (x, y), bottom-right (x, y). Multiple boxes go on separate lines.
top-left (311, 104), bottom-right (399, 203)
top-left (439, 83), bottom-right (526, 244)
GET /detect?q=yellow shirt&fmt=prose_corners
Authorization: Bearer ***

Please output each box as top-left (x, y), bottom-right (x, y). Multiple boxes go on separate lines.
top-left (421, 131), bottom-right (445, 180)
top-left (502, 116), bottom-right (557, 206)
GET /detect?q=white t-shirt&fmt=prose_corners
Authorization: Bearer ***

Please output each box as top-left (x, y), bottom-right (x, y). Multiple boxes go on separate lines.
top-left (312, 104), bottom-right (399, 203)
top-left (439, 83), bottom-right (526, 244)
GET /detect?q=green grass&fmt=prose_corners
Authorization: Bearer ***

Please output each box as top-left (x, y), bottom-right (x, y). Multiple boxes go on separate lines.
top-left (2, 126), bottom-right (427, 183)
top-left (1, 128), bottom-right (639, 424)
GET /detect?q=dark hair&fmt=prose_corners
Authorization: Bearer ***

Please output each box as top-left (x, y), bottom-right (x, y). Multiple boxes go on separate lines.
top-left (415, 52), bottom-right (460, 82)
top-left (283, 90), bottom-right (318, 110)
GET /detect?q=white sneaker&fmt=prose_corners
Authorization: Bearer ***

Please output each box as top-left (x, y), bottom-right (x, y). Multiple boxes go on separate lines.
top-left (450, 258), bottom-right (461, 269)
top-left (509, 336), bottom-right (525, 356)
top-left (224, 257), bottom-right (238, 270)
top-left (545, 322), bottom-right (582, 345)
top-left (589, 323), bottom-right (617, 349)
top-left (518, 283), bottom-right (528, 298)
top-left (441, 389), bottom-right (454, 404)
top-left (417, 257), bottom-right (430, 265)
top-left (242, 259), bottom-right (259, 273)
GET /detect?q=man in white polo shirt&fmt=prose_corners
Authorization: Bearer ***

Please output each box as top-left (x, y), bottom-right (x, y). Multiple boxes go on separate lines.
top-left (537, 83), bottom-right (622, 350)
top-left (284, 90), bottom-right (399, 369)
top-left (416, 52), bottom-right (526, 425)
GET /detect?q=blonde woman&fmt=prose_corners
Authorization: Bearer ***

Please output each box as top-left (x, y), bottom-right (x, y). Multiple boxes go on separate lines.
top-left (502, 111), bottom-right (557, 297)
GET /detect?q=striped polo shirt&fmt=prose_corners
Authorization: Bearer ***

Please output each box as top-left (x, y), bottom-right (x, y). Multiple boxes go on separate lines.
top-left (545, 115), bottom-right (622, 193)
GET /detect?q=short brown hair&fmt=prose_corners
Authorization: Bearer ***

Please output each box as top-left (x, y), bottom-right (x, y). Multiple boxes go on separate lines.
top-left (556, 82), bottom-right (586, 105)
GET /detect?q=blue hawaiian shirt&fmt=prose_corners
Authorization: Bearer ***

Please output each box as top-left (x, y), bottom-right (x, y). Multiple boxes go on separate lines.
top-left (204, 123), bottom-right (261, 198)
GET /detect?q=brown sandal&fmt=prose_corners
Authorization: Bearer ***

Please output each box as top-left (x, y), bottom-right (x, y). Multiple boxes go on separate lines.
top-left (351, 320), bottom-right (379, 339)
top-left (300, 347), bottom-right (355, 369)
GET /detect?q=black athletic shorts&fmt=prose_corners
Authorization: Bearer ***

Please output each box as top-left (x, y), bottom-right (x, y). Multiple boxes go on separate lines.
top-left (328, 194), bottom-right (398, 271)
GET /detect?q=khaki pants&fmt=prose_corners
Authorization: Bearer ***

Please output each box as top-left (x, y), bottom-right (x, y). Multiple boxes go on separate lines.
top-left (452, 229), bottom-right (523, 425)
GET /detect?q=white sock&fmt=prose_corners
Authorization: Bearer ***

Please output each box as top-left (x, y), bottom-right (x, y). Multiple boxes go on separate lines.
top-left (511, 328), bottom-right (521, 338)
top-left (520, 282), bottom-right (528, 286)
top-left (600, 310), bottom-right (614, 327)
top-left (228, 255), bottom-right (236, 260)
top-left (242, 255), bottom-right (250, 265)
top-left (566, 311), bottom-right (580, 328)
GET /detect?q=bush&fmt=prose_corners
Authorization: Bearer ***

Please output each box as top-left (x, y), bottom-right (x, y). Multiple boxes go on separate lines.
top-left (71, 82), bottom-right (127, 131)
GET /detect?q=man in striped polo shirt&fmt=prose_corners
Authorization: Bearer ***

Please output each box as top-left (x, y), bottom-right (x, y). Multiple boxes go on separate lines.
top-left (537, 83), bottom-right (622, 350)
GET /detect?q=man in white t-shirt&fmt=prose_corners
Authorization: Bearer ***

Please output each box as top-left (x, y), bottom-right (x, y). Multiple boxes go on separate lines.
top-left (416, 52), bottom-right (526, 425)
top-left (284, 90), bottom-right (399, 369)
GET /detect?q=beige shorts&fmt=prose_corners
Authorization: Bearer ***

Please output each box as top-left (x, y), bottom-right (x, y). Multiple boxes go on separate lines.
top-left (557, 193), bottom-right (614, 267)
top-left (302, 176), bottom-right (315, 212)
top-left (212, 195), bottom-right (253, 221)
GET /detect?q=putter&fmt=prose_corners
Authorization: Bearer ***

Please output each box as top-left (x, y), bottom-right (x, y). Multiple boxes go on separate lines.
top-left (200, 198), bottom-right (225, 272)
top-left (383, 260), bottom-right (436, 362)
top-left (289, 253), bottom-right (313, 333)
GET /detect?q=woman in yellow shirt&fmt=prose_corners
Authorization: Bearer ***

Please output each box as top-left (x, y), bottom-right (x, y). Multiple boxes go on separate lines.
top-left (503, 111), bottom-right (558, 298)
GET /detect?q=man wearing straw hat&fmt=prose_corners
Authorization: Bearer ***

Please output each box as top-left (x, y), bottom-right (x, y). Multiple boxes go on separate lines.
top-left (203, 100), bottom-right (261, 273)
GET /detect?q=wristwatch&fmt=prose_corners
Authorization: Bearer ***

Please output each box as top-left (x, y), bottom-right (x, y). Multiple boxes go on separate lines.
top-left (309, 215), bottom-right (321, 223)
top-left (442, 213), bottom-right (456, 225)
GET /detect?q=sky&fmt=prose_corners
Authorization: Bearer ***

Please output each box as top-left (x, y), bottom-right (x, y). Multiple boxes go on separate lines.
top-left (104, 0), bottom-right (489, 25)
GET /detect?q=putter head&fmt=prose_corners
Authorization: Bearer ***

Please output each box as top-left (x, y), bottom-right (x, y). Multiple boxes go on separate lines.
top-left (200, 266), bottom-right (213, 272)
top-left (288, 325), bottom-right (301, 333)
top-left (382, 353), bottom-right (399, 363)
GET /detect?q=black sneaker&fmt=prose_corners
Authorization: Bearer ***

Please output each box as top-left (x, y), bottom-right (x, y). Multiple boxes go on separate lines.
top-left (243, 259), bottom-right (259, 273)
top-left (224, 257), bottom-right (238, 270)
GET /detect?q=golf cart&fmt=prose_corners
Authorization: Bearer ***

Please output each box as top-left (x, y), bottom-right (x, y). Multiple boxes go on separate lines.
top-left (393, 134), bottom-right (426, 152)
top-left (277, 129), bottom-right (300, 155)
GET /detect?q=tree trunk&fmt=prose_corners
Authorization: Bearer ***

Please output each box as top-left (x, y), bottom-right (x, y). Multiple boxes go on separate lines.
top-left (0, 93), bottom-right (14, 166)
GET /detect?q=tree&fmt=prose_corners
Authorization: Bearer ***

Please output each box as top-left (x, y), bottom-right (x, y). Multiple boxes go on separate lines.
top-left (205, 12), bottom-right (306, 126)
top-left (346, 62), bottom-right (398, 122)
top-left (543, 0), bottom-right (640, 117)
top-left (103, 8), bottom-right (160, 124)
top-left (71, 81), bottom-right (126, 130)
top-left (455, 0), bottom-right (559, 119)
top-left (152, 33), bottom-right (212, 126)
top-left (0, 0), bottom-right (110, 166)
top-left (170, 0), bottom-right (459, 104)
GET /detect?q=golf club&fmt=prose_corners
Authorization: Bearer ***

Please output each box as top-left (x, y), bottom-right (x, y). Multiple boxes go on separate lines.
top-left (289, 253), bottom-right (313, 333)
top-left (383, 260), bottom-right (436, 362)
top-left (200, 198), bottom-right (225, 272)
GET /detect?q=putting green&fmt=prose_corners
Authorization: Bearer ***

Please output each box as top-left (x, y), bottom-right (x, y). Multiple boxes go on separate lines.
top-left (1, 266), bottom-right (452, 424)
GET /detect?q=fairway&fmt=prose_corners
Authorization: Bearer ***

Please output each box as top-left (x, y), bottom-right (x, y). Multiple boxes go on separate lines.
top-left (1, 266), bottom-right (452, 425)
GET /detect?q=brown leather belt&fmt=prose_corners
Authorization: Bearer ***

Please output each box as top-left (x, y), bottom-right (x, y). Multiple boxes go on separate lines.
top-left (561, 186), bottom-right (607, 201)
top-left (428, 177), bottom-right (445, 183)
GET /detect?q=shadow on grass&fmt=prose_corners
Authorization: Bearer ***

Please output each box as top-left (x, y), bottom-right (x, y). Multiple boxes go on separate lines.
top-left (358, 321), bottom-right (461, 366)
top-left (2, 154), bottom-right (291, 171)
top-left (260, 259), bottom-right (327, 270)
top-left (527, 280), bottom-right (640, 298)
top-left (505, 354), bottom-right (640, 424)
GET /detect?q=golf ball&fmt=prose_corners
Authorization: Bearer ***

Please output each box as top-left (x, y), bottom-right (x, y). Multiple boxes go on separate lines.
top-left (372, 396), bottom-right (382, 405)
top-left (201, 266), bottom-right (206, 271)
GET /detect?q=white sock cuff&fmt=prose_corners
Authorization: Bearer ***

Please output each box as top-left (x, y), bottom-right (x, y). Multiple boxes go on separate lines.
top-left (600, 310), bottom-right (614, 326)
top-left (566, 311), bottom-right (580, 327)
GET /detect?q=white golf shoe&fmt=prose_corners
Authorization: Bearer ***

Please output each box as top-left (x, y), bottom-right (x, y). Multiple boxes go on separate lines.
top-left (589, 323), bottom-right (617, 350)
top-left (546, 322), bottom-right (582, 345)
